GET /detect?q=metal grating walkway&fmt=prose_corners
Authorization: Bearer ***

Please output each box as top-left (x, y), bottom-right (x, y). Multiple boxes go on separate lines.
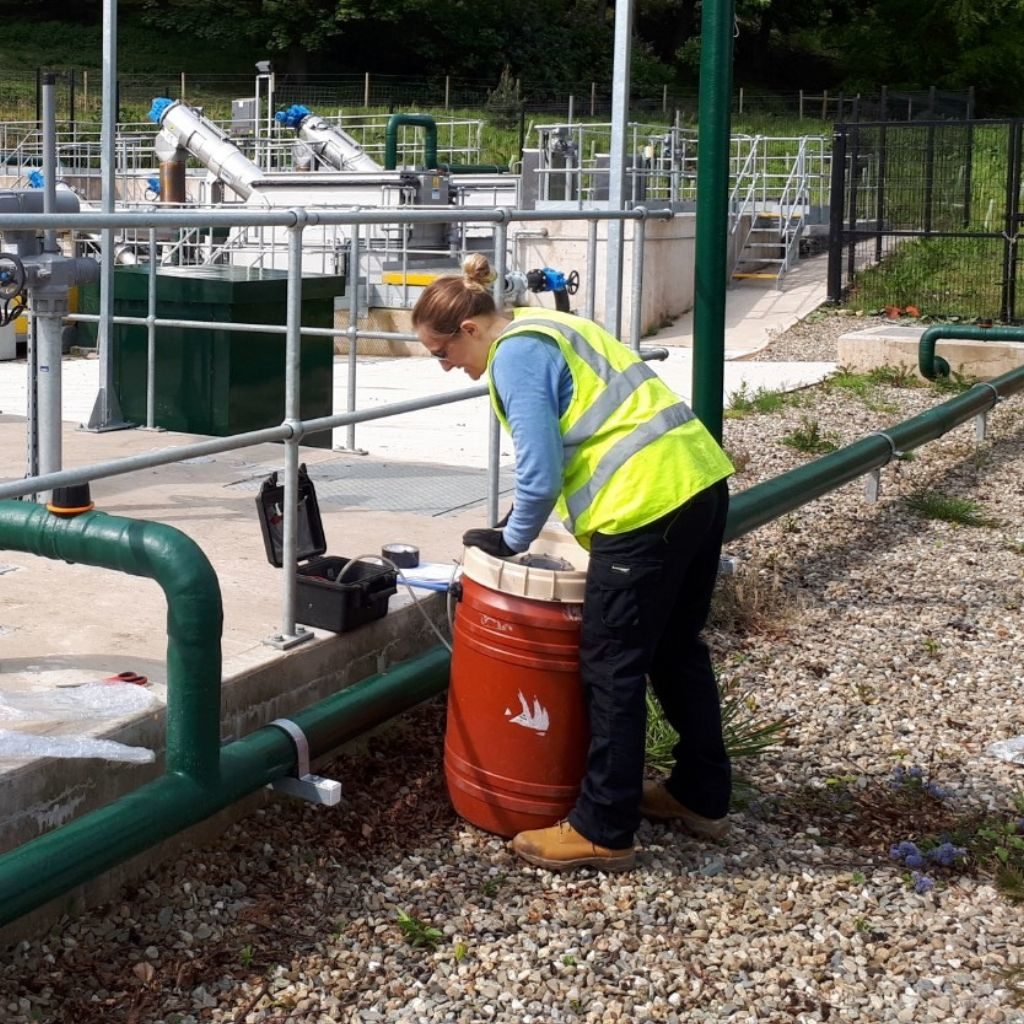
top-left (226, 457), bottom-right (516, 517)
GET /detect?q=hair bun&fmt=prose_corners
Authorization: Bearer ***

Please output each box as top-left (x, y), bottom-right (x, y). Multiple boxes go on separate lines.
top-left (462, 253), bottom-right (496, 289)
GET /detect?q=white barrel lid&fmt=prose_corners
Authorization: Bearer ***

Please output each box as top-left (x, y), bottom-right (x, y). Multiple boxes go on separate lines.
top-left (462, 522), bottom-right (589, 603)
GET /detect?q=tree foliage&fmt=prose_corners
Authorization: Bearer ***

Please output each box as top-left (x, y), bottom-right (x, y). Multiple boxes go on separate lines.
top-left (27, 0), bottom-right (1024, 114)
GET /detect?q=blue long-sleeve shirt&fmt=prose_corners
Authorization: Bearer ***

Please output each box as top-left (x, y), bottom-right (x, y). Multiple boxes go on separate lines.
top-left (490, 332), bottom-right (574, 552)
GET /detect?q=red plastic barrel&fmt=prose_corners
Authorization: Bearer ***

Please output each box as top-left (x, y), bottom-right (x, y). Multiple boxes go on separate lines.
top-left (445, 569), bottom-right (589, 838)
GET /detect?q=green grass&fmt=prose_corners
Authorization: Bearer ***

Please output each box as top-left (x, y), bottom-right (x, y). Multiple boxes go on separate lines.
top-left (904, 489), bottom-right (998, 527)
top-left (845, 236), bottom-right (1005, 321)
top-left (725, 382), bottom-right (802, 418)
top-left (929, 369), bottom-right (979, 395)
top-left (782, 417), bottom-right (840, 455)
top-left (646, 678), bottom-right (791, 778)
top-left (396, 909), bottom-right (443, 950)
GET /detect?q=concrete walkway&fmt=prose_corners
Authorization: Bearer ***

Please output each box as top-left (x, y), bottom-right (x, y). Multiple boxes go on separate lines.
top-left (650, 250), bottom-right (831, 358)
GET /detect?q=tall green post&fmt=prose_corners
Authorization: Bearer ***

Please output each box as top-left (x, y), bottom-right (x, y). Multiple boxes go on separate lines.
top-left (692, 0), bottom-right (736, 442)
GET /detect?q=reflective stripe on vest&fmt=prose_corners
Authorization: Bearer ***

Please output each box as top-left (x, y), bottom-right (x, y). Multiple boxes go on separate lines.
top-left (563, 361), bottom-right (662, 455)
top-left (509, 317), bottom-right (616, 385)
top-left (564, 400), bottom-right (696, 527)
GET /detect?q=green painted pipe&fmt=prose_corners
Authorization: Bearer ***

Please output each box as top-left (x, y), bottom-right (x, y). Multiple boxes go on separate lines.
top-left (0, 503), bottom-right (222, 784)
top-left (5, 358), bottom-right (1022, 925)
top-left (691, 0), bottom-right (735, 443)
top-left (725, 364), bottom-right (1024, 541)
top-left (0, 644), bottom-right (450, 926)
top-left (919, 324), bottom-right (1024, 379)
top-left (384, 114), bottom-right (438, 170)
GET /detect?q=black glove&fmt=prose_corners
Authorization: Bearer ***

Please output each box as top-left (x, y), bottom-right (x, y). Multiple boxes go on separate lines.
top-left (495, 505), bottom-right (514, 529)
top-left (462, 527), bottom-right (514, 558)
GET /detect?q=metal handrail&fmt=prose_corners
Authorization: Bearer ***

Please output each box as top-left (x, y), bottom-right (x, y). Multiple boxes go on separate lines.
top-left (1, 201), bottom-right (669, 643)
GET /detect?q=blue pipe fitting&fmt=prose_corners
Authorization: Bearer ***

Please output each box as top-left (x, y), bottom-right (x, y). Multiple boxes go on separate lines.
top-left (275, 104), bottom-right (313, 130)
top-left (147, 97), bottom-right (175, 125)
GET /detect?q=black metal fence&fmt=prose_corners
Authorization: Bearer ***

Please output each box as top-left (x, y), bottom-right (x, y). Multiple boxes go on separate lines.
top-left (828, 119), bottom-right (1024, 322)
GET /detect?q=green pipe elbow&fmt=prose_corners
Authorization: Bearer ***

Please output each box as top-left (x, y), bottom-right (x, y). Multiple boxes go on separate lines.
top-left (0, 644), bottom-right (449, 926)
top-left (0, 503), bottom-right (223, 784)
top-left (384, 113), bottom-right (438, 171)
top-left (919, 324), bottom-right (1024, 379)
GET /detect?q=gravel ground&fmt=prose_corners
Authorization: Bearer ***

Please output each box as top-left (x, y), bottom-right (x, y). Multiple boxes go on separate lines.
top-left (3, 308), bottom-right (1024, 1024)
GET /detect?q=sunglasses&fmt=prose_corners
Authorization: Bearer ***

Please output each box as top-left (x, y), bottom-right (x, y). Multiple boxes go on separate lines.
top-left (427, 326), bottom-right (462, 361)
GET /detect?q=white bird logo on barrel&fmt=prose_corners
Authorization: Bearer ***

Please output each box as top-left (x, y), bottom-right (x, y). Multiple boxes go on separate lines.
top-left (506, 691), bottom-right (550, 734)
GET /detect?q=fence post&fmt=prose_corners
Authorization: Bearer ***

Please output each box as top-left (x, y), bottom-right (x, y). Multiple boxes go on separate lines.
top-left (738, 87), bottom-right (744, 115)
top-left (799, 89), bottom-right (804, 120)
top-left (822, 90), bottom-right (828, 120)
top-left (1001, 121), bottom-right (1021, 321)
top-left (590, 82), bottom-right (596, 116)
top-left (826, 126), bottom-right (847, 304)
top-left (880, 85), bottom-right (888, 122)
top-left (445, 76), bottom-right (450, 110)
top-left (35, 67), bottom-right (42, 129)
top-left (364, 72), bottom-right (370, 107)
top-left (181, 72), bottom-right (186, 102)
top-left (663, 84), bottom-right (668, 114)
top-left (83, 70), bottom-right (88, 117)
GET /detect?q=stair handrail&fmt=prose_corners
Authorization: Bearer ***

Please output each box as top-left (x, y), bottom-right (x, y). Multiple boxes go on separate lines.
top-left (774, 137), bottom-right (811, 276)
top-left (727, 136), bottom-right (764, 277)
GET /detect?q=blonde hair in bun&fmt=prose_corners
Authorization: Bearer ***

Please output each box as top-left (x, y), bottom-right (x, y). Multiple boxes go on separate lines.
top-left (462, 253), bottom-right (497, 290)
top-left (412, 255), bottom-right (499, 334)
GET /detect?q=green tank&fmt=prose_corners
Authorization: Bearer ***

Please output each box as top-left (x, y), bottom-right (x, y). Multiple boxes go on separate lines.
top-left (79, 265), bottom-right (345, 448)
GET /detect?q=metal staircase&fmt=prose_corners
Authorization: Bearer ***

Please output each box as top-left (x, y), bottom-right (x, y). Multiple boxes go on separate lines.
top-left (733, 208), bottom-right (805, 282)
top-left (729, 135), bottom-right (826, 288)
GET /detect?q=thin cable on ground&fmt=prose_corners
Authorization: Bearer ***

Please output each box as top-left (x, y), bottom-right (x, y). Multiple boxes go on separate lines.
top-left (337, 553), bottom-right (459, 653)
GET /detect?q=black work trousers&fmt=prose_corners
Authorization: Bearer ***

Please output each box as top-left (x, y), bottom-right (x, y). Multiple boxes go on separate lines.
top-left (567, 478), bottom-right (731, 850)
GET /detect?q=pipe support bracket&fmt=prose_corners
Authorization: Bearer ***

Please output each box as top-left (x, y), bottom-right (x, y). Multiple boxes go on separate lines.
top-left (267, 718), bottom-right (342, 806)
top-left (866, 430), bottom-right (904, 464)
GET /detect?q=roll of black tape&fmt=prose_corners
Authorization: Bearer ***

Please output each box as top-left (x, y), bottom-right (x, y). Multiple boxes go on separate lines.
top-left (382, 543), bottom-right (420, 569)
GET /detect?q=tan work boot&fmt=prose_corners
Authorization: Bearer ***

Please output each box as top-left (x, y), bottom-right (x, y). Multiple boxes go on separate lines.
top-left (510, 820), bottom-right (636, 872)
top-left (639, 780), bottom-right (729, 840)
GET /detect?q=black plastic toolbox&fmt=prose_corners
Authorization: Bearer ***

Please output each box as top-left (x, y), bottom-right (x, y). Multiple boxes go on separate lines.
top-left (256, 465), bottom-right (398, 632)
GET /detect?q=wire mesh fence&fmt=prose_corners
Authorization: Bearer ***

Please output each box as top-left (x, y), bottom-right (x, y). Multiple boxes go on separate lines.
top-left (828, 120), bottom-right (1023, 321)
top-left (0, 69), bottom-right (974, 128)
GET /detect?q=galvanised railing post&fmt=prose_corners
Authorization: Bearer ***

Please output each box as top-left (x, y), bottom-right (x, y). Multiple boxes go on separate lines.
top-left (585, 219), bottom-right (598, 321)
top-left (629, 212), bottom-right (646, 351)
top-left (345, 221), bottom-right (361, 453)
top-left (146, 227), bottom-right (157, 428)
top-left (487, 215), bottom-right (508, 526)
top-left (273, 217), bottom-right (311, 649)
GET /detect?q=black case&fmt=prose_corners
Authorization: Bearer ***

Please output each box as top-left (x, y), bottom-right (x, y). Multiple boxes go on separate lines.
top-left (256, 465), bottom-right (398, 633)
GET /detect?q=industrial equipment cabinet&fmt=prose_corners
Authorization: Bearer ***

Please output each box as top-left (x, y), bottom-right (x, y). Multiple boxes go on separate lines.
top-left (80, 265), bottom-right (345, 448)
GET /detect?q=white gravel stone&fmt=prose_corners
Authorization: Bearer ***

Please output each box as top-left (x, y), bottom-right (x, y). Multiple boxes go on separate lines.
top-left (3, 308), bottom-right (1024, 1023)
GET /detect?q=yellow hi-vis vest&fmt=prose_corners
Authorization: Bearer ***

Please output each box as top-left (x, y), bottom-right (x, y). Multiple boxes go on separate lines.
top-left (486, 308), bottom-right (734, 548)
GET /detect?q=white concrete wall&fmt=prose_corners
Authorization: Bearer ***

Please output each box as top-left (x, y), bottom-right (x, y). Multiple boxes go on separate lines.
top-left (511, 214), bottom-right (697, 338)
